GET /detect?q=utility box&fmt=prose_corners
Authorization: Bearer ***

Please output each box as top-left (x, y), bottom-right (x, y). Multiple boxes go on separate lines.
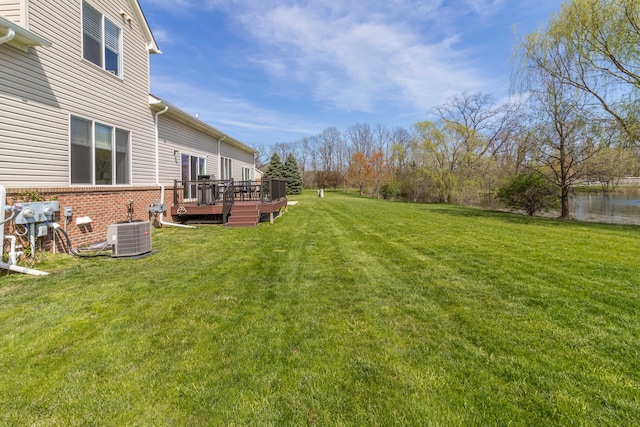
top-left (107, 221), bottom-right (152, 258)
top-left (37, 224), bottom-right (49, 237)
top-left (14, 201), bottom-right (60, 224)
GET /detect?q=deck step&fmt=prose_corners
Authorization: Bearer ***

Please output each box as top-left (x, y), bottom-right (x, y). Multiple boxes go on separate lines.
top-left (226, 204), bottom-right (260, 228)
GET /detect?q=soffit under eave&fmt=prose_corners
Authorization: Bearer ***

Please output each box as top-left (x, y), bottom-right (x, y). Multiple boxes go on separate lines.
top-left (150, 98), bottom-right (258, 155)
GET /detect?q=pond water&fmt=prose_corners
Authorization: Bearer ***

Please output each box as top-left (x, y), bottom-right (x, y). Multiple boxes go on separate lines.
top-left (570, 193), bottom-right (640, 225)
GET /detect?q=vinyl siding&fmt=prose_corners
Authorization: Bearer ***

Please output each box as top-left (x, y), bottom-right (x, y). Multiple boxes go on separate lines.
top-left (157, 115), bottom-right (220, 183)
top-left (220, 142), bottom-right (255, 179)
top-left (0, 0), bottom-right (156, 187)
top-left (0, 94), bottom-right (69, 186)
top-left (0, 0), bottom-right (25, 27)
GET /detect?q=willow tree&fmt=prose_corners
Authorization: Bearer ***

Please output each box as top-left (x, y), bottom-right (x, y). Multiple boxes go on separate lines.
top-left (412, 121), bottom-right (459, 203)
top-left (515, 0), bottom-right (640, 144)
top-left (432, 92), bottom-right (523, 200)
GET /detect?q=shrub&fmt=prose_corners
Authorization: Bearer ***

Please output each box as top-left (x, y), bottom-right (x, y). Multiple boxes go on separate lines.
top-left (497, 172), bottom-right (559, 216)
top-left (380, 183), bottom-right (397, 200)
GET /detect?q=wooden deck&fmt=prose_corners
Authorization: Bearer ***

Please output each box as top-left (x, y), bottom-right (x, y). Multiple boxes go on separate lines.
top-left (170, 198), bottom-right (288, 227)
top-left (170, 178), bottom-right (288, 227)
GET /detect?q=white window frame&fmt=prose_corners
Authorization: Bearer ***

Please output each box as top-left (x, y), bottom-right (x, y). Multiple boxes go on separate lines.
top-left (241, 166), bottom-right (252, 181)
top-left (220, 156), bottom-right (232, 180)
top-left (81, 1), bottom-right (123, 78)
top-left (70, 115), bottom-right (131, 186)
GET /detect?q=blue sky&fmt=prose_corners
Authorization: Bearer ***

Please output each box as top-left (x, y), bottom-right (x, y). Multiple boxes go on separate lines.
top-left (138, 0), bottom-right (562, 148)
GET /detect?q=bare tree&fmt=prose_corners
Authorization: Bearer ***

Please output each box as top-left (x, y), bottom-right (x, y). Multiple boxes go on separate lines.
top-left (316, 127), bottom-right (345, 189)
top-left (345, 123), bottom-right (374, 158)
top-left (528, 74), bottom-right (602, 218)
top-left (273, 142), bottom-right (292, 161)
top-left (388, 127), bottom-right (412, 178)
top-left (253, 142), bottom-right (271, 171)
top-left (433, 92), bottom-right (521, 168)
top-left (373, 124), bottom-right (392, 159)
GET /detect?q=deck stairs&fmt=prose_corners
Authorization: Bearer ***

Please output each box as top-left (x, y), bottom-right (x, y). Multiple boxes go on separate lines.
top-left (226, 203), bottom-right (260, 228)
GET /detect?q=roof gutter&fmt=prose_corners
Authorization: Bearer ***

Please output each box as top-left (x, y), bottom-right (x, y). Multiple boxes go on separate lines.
top-left (0, 28), bottom-right (15, 45)
top-left (149, 94), bottom-right (257, 154)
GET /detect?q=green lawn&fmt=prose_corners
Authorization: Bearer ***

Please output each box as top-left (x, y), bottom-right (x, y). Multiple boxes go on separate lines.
top-left (1, 191), bottom-right (639, 425)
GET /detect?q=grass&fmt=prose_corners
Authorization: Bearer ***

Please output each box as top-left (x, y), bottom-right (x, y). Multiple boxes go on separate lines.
top-left (1, 190), bottom-right (639, 425)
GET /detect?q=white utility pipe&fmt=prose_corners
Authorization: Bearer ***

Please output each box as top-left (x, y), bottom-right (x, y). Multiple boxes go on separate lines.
top-left (0, 262), bottom-right (49, 276)
top-left (154, 106), bottom-right (195, 229)
top-left (5, 236), bottom-right (22, 266)
top-left (0, 185), bottom-right (49, 276)
top-left (0, 28), bottom-right (15, 45)
top-left (28, 224), bottom-right (36, 260)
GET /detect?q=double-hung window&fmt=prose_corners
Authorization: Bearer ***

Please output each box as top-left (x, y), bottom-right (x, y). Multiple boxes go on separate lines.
top-left (82, 1), bottom-right (122, 76)
top-left (181, 154), bottom-right (206, 200)
top-left (71, 116), bottom-right (130, 185)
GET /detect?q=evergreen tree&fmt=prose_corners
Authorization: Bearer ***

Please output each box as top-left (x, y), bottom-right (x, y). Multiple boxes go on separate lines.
top-left (264, 152), bottom-right (285, 179)
top-left (284, 153), bottom-right (303, 194)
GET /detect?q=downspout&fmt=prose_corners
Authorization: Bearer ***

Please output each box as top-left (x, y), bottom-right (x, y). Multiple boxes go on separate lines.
top-left (0, 28), bottom-right (15, 45)
top-left (154, 106), bottom-right (195, 229)
top-left (218, 135), bottom-right (226, 179)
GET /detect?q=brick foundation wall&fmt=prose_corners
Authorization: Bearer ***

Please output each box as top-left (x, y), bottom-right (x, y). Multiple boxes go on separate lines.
top-left (2, 186), bottom-right (175, 253)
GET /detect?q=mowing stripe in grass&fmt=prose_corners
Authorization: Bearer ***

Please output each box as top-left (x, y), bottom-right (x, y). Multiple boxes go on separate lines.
top-left (0, 191), bottom-right (638, 425)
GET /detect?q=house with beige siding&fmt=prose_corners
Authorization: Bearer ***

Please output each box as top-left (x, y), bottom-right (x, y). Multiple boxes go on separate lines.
top-left (0, 0), bottom-right (270, 249)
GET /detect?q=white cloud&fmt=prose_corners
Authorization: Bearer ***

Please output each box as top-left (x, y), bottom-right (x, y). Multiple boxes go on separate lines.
top-left (140, 0), bottom-right (559, 142)
top-left (143, 0), bottom-right (193, 14)
top-left (150, 75), bottom-right (322, 142)
top-left (232, 2), bottom-right (494, 112)
top-left (463, 0), bottom-right (506, 17)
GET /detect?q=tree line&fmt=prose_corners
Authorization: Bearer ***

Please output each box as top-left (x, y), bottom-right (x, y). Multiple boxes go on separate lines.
top-left (257, 0), bottom-right (640, 218)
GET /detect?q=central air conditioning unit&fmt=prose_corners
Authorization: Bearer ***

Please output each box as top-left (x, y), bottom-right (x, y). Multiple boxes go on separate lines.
top-left (106, 221), bottom-right (152, 258)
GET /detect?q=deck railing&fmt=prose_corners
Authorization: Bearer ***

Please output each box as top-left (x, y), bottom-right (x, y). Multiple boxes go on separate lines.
top-left (221, 180), bottom-right (234, 224)
top-left (173, 179), bottom-right (227, 206)
top-left (260, 179), bottom-right (287, 203)
top-left (173, 178), bottom-right (287, 206)
top-left (233, 180), bottom-right (262, 202)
